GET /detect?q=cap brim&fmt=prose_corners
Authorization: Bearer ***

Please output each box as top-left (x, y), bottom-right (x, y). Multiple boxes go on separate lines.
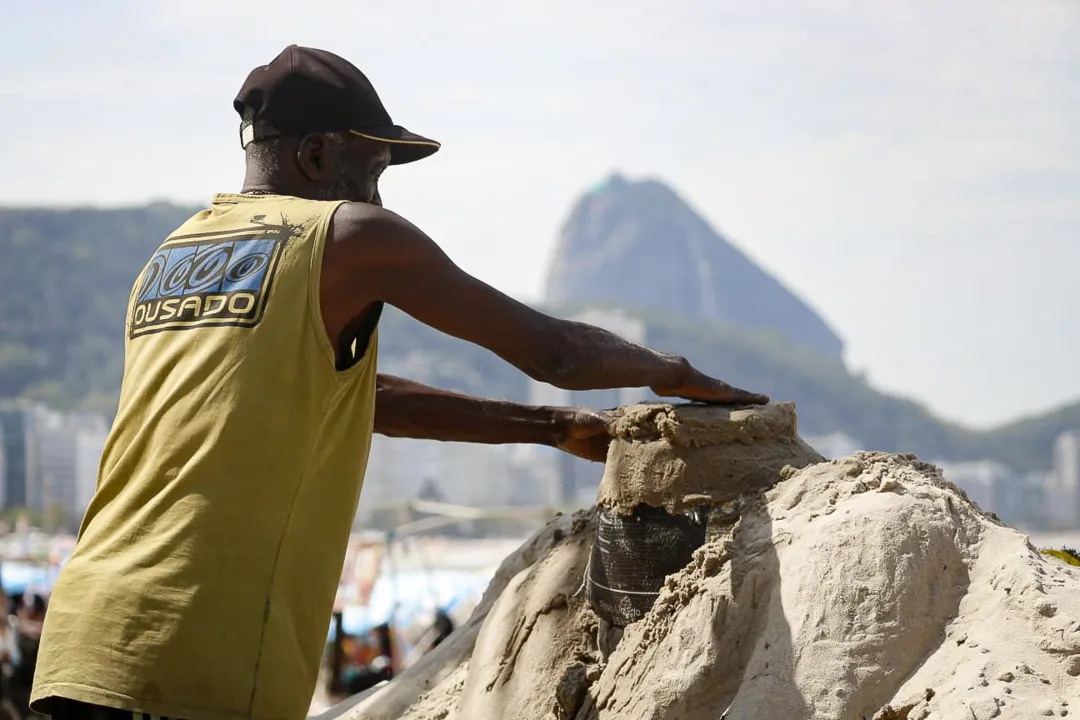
top-left (350, 126), bottom-right (440, 165)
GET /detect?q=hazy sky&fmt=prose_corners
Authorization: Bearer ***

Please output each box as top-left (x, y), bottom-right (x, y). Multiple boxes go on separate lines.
top-left (1, 0), bottom-right (1077, 429)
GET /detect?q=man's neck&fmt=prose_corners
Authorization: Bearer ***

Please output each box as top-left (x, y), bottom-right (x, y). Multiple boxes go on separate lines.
top-left (240, 168), bottom-right (289, 196)
top-left (240, 177), bottom-right (281, 195)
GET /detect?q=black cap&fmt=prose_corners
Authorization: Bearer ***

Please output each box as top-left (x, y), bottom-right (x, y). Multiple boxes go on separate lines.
top-left (234, 45), bottom-right (440, 166)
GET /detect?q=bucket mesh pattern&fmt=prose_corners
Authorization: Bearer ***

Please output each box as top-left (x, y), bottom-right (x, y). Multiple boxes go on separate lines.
top-left (586, 504), bottom-right (708, 627)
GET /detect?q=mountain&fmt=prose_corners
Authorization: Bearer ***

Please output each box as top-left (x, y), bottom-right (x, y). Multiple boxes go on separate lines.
top-left (0, 202), bottom-right (1074, 473)
top-left (544, 173), bottom-right (845, 360)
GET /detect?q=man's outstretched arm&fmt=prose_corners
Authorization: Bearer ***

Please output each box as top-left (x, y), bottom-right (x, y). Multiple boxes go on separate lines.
top-left (324, 203), bottom-right (769, 405)
top-left (374, 374), bottom-right (612, 462)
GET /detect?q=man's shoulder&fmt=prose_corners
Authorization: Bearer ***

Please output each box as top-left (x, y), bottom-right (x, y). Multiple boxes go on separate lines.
top-left (327, 203), bottom-right (424, 260)
top-left (329, 201), bottom-right (406, 237)
top-left (323, 203), bottom-right (397, 281)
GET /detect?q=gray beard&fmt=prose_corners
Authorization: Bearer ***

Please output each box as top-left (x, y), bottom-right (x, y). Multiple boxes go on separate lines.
top-left (312, 167), bottom-right (362, 202)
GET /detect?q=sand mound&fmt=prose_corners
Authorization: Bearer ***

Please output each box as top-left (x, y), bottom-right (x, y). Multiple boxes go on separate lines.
top-left (595, 453), bottom-right (1080, 719)
top-left (342, 408), bottom-right (1080, 720)
top-left (598, 402), bottom-right (822, 514)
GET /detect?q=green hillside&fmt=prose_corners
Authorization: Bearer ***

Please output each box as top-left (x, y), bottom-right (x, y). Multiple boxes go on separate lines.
top-left (0, 204), bottom-right (1073, 472)
top-left (970, 404), bottom-right (1080, 473)
top-left (0, 203), bottom-right (198, 413)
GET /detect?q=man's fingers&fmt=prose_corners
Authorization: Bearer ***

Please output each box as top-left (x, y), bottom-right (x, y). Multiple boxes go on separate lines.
top-left (729, 388), bottom-right (770, 405)
top-left (677, 387), bottom-right (770, 406)
top-left (709, 379), bottom-right (769, 405)
top-left (568, 409), bottom-right (614, 438)
top-left (556, 433), bottom-right (612, 462)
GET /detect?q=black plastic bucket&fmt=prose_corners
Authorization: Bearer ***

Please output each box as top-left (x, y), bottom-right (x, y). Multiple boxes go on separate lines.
top-left (586, 504), bottom-right (709, 627)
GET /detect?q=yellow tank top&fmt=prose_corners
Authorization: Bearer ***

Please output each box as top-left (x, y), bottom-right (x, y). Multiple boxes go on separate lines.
top-left (32, 194), bottom-right (379, 720)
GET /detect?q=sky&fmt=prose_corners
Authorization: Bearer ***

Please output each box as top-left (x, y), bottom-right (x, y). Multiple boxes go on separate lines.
top-left (0, 0), bottom-right (1077, 429)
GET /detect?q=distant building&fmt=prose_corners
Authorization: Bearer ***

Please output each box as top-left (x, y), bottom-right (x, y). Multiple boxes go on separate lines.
top-left (0, 404), bottom-right (36, 509)
top-left (1048, 431), bottom-right (1080, 529)
top-left (504, 445), bottom-right (561, 507)
top-left (804, 432), bottom-right (861, 460)
top-left (359, 437), bottom-right (549, 508)
top-left (356, 353), bottom-right (557, 523)
top-left (34, 410), bottom-right (75, 516)
top-left (361, 434), bottom-right (438, 508)
top-left (31, 410), bottom-right (107, 525)
top-left (0, 402), bottom-right (108, 530)
top-left (934, 459), bottom-right (1041, 529)
top-left (417, 442), bottom-right (516, 508)
top-left (74, 425), bottom-right (108, 520)
top-left (1023, 471), bottom-right (1053, 530)
top-left (935, 460), bottom-right (1012, 515)
top-left (528, 307), bottom-right (650, 504)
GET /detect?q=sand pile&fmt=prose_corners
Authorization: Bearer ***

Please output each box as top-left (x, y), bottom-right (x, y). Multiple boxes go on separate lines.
top-left (598, 401), bottom-right (823, 513)
top-left (342, 404), bottom-right (1080, 720)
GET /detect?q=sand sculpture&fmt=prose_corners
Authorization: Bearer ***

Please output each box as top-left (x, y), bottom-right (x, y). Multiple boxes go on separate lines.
top-left (340, 403), bottom-right (1080, 720)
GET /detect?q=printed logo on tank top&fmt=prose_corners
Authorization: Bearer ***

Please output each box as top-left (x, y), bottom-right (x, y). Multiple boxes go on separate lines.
top-left (129, 216), bottom-right (302, 338)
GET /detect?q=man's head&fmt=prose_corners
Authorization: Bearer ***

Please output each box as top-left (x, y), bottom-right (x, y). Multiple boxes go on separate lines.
top-left (234, 46), bottom-right (439, 203)
top-left (241, 119), bottom-right (391, 204)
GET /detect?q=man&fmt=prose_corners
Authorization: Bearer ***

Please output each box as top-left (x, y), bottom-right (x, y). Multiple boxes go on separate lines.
top-left (32, 46), bottom-right (767, 720)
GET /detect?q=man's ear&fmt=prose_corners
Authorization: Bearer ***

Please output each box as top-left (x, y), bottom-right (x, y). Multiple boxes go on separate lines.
top-left (295, 133), bottom-right (327, 181)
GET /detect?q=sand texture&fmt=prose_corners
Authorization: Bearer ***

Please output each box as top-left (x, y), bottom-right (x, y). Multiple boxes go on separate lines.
top-left (340, 509), bottom-right (597, 720)
top-left (342, 418), bottom-right (1080, 719)
top-left (598, 402), bottom-right (823, 515)
top-left (593, 453), bottom-right (1080, 719)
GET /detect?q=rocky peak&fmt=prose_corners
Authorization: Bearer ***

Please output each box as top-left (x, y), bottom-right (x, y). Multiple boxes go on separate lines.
top-left (543, 174), bottom-right (844, 360)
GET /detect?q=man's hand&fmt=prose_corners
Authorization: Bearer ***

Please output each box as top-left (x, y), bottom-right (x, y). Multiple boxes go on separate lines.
top-left (555, 408), bottom-right (614, 463)
top-left (651, 362), bottom-right (770, 406)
